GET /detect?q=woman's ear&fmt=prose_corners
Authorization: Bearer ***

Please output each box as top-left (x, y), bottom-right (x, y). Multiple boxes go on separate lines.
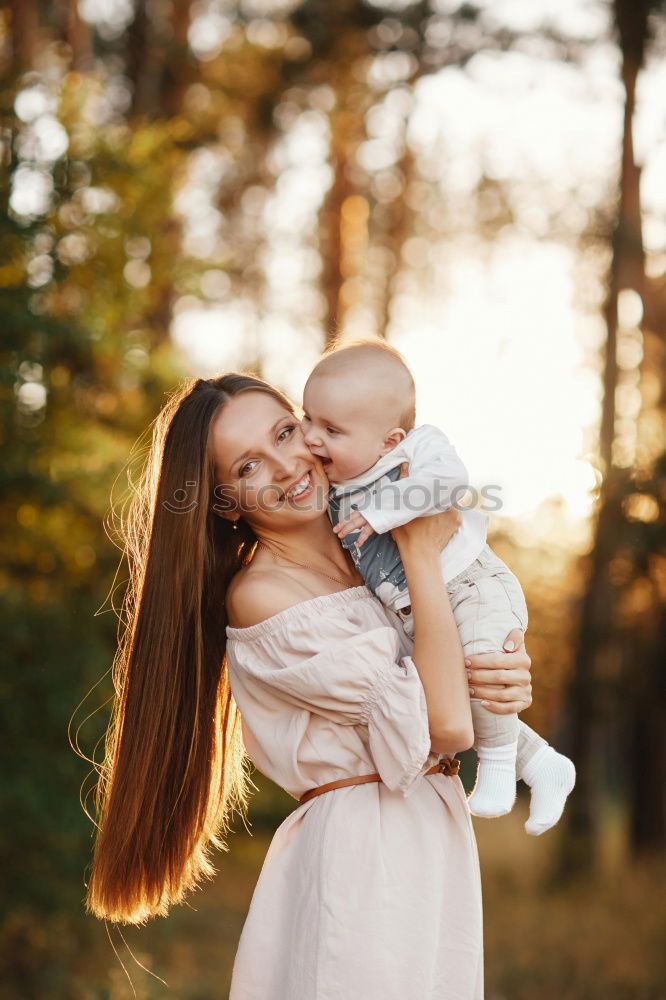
top-left (379, 427), bottom-right (407, 456)
top-left (225, 513), bottom-right (241, 526)
top-left (210, 482), bottom-right (240, 521)
top-left (211, 508), bottom-right (242, 532)
top-left (210, 503), bottom-right (240, 524)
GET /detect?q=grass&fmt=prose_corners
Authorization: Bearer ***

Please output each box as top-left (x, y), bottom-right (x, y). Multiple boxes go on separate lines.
top-left (2, 800), bottom-right (664, 998)
top-left (473, 804), bottom-right (665, 1000)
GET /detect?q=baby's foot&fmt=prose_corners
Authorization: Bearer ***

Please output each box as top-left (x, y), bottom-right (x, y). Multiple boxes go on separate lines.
top-left (468, 743), bottom-right (518, 818)
top-left (520, 746), bottom-right (576, 836)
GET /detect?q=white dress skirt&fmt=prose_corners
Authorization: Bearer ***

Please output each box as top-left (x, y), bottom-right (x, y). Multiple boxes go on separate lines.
top-left (225, 585), bottom-right (483, 1000)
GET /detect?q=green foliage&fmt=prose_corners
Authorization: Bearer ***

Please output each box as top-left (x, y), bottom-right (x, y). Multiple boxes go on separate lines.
top-left (0, 591), bottom-right (115, 917)
top-left (0, 34), bottom-right (190, 942)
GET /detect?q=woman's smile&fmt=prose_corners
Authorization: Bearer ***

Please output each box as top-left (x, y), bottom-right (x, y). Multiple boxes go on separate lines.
top-left (284, 470), bottom-right (315, 501)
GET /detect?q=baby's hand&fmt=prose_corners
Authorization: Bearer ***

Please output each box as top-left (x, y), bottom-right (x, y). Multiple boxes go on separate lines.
top-left (333, 511), bottom-right (375, 549)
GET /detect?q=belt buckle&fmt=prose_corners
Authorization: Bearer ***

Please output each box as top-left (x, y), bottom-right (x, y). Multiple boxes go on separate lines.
top-left (438, 757), bottom-right (460, 776)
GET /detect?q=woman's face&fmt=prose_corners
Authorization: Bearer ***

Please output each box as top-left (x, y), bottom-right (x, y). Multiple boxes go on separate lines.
top-left (210, 390), bottom-right (330, 532)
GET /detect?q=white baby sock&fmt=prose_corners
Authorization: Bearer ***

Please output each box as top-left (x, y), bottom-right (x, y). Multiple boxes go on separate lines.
top-left (467, 741), bottom-right (518, 818)
top-left (516, 721), bottom-right (548, 774)
top-left (520, 745), bottom-right (576, 836)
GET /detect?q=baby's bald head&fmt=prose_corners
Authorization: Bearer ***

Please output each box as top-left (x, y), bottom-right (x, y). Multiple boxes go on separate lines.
top-left (301, 339), bottom-right (417, 482)
top-left (309, 339), bottom-right (416, 434)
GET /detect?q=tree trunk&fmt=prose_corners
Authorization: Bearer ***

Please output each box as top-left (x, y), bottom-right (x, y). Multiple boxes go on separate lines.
top-left (319, 146), bottom-right (352, 346)
top-left (374, 144), bottom-right (415, 341)
top-left (66, 0), bottom-right (92, 70)
top-left (560, 474), bottom-right (625, 876)
top-left (8, 0), bottom-right (40, 69)
top-left (127, 0), bottom-right (191, 118)
top-left (628, 607), bottom-right (666, 852)
top-left (559, 0), bottom-right (648, 876)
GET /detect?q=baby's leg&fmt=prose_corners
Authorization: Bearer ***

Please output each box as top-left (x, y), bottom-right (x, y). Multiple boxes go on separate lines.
top-left (398, 571), bottom-right (575, 830)
top-left (517, 721), bottom-right (576, 836)
top-left (400, 579), bottom-right (519, 815)
top-left (462, 651), bottom-right (520, 817)
top-left (468, 687), bottom-right (519, 817)
top-left (448, 571), bottom-right (523, 818)
top-left (516, 720), bottom-right (547, 772)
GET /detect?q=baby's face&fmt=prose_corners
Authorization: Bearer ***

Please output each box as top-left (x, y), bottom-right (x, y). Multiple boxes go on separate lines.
top-left (301, 375), bottom-right (388, 483)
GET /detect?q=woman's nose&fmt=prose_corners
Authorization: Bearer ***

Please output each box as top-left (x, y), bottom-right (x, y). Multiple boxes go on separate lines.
top-left (273, 453), bottom-right (299, 479)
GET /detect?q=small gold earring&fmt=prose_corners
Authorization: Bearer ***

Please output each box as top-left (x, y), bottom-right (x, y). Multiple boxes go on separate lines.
top-left (232, 521), bottom-right (239, 531)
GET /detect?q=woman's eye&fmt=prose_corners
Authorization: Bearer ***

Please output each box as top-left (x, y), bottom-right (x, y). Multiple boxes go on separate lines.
top-left (239, 461), bottom-right (257, 477)
top-left (278, 425), bottom-right (295, 442)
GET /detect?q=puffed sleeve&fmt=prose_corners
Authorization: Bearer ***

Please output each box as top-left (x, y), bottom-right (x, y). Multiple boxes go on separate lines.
top-left (226, 611), bottom-right (435, 797)
top-left (365, 654), bottom-right (433, 796)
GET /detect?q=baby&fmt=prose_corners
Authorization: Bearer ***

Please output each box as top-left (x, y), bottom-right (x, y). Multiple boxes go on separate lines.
top-left (301, 339), bottom-right (576, 834)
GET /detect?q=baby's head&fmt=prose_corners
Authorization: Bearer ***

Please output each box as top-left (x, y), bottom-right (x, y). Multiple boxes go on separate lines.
top-left (302, 339), bottom-right (416, 483)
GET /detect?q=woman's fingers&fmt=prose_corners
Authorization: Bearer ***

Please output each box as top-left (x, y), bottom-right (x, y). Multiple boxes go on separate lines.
top-left (464, 631), bottom-right (529, 663)
top-left (467, 667), bottom-right (531, 686)
top-left (465, 641), bottom-right (532, 709)
top-left (480, 697), bottom-right (532, 715)
top-left (398, 462), bottom-right (410, 479)
top-left (469, 681), bottom-right (532, 702)
top-left (464, 647), bottom-right (531, 673)
top-left (503, 628), bottom-right (526, 653)
top-left (391, 505), bottom-right (461, 552)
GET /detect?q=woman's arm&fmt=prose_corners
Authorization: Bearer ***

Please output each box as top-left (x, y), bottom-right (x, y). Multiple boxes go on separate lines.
top-left (392, 509), bottom-right (474, 756)
top-left (465, 628), bottom-right (532, 714)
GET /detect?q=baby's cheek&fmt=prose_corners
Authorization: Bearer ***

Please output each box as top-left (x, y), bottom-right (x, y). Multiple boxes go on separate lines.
top-left (332, 446), bottom-right (355, 470)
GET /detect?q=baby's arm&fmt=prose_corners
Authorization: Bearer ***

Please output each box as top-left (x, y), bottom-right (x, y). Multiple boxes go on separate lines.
top-left (362, 425), bottom-right (470, 536)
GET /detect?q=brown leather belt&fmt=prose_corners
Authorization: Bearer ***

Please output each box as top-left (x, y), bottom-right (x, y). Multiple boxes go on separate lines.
top-left (298, 757), bottom-right (460, 806)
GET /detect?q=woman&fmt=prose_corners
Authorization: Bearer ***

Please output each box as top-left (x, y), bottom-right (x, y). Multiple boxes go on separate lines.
top-left (87, 374), bottom-right (532, 998)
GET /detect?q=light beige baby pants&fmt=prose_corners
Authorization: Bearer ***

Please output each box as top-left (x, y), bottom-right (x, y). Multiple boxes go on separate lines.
top-left (397, 544), bottom-right (528, 749)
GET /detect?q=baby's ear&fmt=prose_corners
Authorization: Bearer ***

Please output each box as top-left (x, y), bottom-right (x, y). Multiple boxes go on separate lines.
top-left (379, 427), bottom-right (407, 455)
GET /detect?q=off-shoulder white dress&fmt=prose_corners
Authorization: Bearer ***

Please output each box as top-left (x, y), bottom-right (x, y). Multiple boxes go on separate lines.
top-left (225, 585), bottom-right (483, 1000)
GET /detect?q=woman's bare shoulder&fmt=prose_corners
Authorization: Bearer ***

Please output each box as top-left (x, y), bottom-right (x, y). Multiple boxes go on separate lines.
top-left (226, 565), bottom-right (314, 629)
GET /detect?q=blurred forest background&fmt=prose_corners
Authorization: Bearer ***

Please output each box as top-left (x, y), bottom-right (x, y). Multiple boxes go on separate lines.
top-left (1, 0), bottom-right (665, 997)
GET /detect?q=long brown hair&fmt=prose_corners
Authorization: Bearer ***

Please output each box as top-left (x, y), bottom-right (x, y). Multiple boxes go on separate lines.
top-left (86, 373), bottom-right (296, 925)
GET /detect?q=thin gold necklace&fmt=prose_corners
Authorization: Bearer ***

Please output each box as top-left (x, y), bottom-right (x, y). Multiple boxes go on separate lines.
top-left (257, 541), bottom-right (359, 590)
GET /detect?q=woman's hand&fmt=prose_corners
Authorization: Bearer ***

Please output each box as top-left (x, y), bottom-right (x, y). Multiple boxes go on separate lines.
top-left (390, 464), bottom-right (462, 555)
top-left (465, 628), bottom-right (532, 714)
top-left (391, 507), bottom-right (462, 555)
